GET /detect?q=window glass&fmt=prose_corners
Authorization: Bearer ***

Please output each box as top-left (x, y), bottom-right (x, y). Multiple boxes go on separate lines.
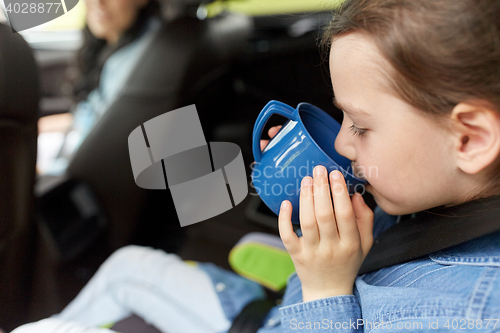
top-left (206, 0), bottom-right (343, 17)
top-left (10, 0), bottom-right (86, 34)
top-left (14, 1), bottom-right (86, 49)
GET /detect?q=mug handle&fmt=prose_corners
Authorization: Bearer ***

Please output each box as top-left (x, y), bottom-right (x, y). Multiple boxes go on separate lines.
top-left (252, 100), bottom-right (299, 162)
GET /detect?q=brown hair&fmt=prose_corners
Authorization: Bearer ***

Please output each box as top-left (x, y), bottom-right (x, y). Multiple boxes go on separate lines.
top-left (322, 0), bottom-right (500, 196)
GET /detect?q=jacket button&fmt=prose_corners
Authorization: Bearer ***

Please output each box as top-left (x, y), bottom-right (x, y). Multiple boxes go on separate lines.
top-left (215, 283), bottom-right (226, 292)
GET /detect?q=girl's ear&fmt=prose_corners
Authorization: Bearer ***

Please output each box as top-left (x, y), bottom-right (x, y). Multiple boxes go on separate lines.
top-left (451, 102), bottom-right (500, 175)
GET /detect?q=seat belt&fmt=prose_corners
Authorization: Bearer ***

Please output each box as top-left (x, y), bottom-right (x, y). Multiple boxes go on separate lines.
top-left (229, 195), bottom-right (500, 333)
top-left (359, 194), bottom-right (500, 275)
top-left (228, 299), bottom-right (277, 333)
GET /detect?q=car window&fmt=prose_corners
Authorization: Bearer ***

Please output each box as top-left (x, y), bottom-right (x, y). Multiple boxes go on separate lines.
top-left (206, 0), bottom-right (343, 17)
top-left (10, 0), bottom-right (86, 50)
top-left (13, 0), bottom-right (86, 32)
top-left (10, 0), bottom-right (342, 39)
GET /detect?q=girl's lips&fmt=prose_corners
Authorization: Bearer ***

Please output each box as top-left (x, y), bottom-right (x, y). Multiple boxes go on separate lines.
top-left (364, 182), bottom-right (375, 196)
top-left (351, 162), bottom-right (367, 181)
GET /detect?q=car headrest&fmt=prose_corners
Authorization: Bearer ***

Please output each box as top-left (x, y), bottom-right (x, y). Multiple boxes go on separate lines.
top-left (0, 23), bottom-right (40, 124)
top-left (165, 0), bottom-right (218, 7)
top-left (161, 0), bottom-right (221, 20)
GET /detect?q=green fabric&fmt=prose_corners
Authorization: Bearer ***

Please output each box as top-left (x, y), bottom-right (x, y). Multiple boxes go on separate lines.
top-left (207, 0), bottom-right (344, 17)
top-left (184, 260), bottom-right (198, 267)
top-left (99, 322), bottom-right (115, 329)
top-left (229, 242), bottom-right (295, 291)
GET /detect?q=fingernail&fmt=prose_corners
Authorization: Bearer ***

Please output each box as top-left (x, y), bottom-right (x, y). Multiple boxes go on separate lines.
top-left (303, 177), bottom-right (312, 186)
top-left (314, 165), bottom-right (326, 176)
top-left (281, 201), bottom-right (288, 210)
top-left (330, 170), bottom-right (341, 180)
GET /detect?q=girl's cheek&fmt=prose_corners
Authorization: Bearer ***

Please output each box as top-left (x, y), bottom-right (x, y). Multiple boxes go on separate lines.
top-left (356, 148), bottom-right (380, 183)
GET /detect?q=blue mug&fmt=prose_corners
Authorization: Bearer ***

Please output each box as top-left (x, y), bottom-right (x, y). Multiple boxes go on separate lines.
top-left (251, 100), bottom-right (367, 224)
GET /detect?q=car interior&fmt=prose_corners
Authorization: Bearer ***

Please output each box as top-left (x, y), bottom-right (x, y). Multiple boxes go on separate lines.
top-left (0, 0), bottom-right (363, 331)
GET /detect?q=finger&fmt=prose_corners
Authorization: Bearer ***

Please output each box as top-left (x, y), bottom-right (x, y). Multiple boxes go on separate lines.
top-left (268, 125), bottom-right (282, 139)
top-left (329, 170), bottom-right (359, 243)
top-left (299, 176), bottom-right (320, 247)
top-left (312, 166), bottom-right (338, 242)
top-left (352, 193), bottom-right (374, 256)
top-left (260, 139), bottom-right (269, 151)
top-left (261, 126), bottom-right (283, 151)
top-left (278, 200), bottom-right (300, 254)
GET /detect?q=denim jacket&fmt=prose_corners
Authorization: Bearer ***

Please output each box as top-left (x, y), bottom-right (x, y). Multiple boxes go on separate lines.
top-left (274, 207), bottom-right (500, 332)
top-left (201, 206), bottom-right (500, 333)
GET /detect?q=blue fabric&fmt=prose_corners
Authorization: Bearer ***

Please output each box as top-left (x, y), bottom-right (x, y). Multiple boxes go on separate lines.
top-left (197, 262), bottom-right (267, 322)
top-left (200, 207), bottom-right (500, 332)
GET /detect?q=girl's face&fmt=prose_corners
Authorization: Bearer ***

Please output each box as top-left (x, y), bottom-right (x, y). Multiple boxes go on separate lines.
top-left (330, 33), bottom-right (463, 215)
top-left (84, 0), bottom-right (148, 44)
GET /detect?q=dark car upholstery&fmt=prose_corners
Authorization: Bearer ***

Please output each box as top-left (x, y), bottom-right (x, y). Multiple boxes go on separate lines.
top-left (65, 12), bottom-right (252, 250)
top-left (0, 23), bottom-right (40, 330)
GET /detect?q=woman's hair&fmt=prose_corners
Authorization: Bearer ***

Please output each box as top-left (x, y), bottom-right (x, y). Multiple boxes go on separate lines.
top-left (322, 0), bottom-right (500, 195)
top-left (73, 0), bottom-right (160, 102)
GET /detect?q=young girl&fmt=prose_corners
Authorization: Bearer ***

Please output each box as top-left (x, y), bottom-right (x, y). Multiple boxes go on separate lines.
top-left (14, 0), bottom-right (500, 332)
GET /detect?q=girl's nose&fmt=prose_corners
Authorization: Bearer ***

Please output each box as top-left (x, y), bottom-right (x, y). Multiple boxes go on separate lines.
top-left (334, 116), bottom-right (357, 162)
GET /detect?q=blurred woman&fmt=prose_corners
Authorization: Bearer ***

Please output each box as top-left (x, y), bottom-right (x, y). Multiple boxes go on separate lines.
top-left (37, 0), bottom-right (161, 174)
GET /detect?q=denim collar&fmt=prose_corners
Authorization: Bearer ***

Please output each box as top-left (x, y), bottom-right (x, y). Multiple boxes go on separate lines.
top-left (360, 195), bottom-right (500, 274)
top-left (429, 229), bottom-right (500, 266)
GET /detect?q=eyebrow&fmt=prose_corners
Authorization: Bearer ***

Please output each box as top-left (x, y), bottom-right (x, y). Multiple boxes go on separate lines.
top-left (332, 97), bottom-right (371, 117)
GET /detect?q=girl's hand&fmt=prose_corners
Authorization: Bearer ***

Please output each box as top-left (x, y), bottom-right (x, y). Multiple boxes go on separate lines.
top-left (260, 125), bottom-right (282, 151)
top-left (278, 166), bottom-right (374, 302)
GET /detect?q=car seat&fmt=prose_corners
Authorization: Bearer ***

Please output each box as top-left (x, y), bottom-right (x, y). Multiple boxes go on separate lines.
top-left (0, 23), bottom-right (40, 330)
top-left (31, 0), bottom-right (253, 318)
